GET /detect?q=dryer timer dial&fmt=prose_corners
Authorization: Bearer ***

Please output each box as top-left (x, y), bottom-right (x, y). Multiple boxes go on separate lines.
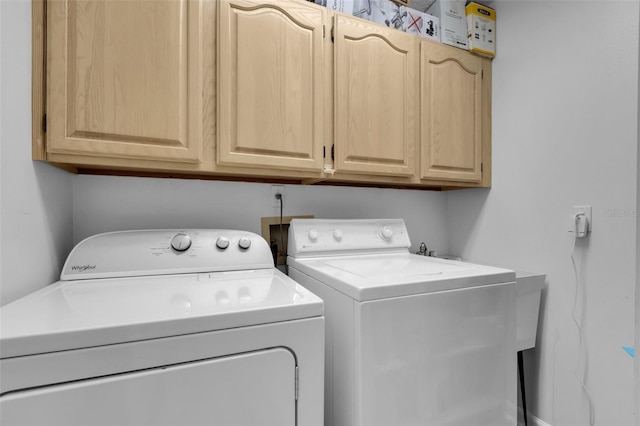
top-left (171, 233), bottom-right (192, 252)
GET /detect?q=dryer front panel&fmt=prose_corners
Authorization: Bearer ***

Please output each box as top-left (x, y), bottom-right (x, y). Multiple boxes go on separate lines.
top-left (1, 348), bottom-right (296, 426)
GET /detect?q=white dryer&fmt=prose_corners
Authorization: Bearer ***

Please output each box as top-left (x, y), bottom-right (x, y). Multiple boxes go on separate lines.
top-left (287, 219), bottom-right (517, 426)
top-left (1, 229), bottom-right (324, 426)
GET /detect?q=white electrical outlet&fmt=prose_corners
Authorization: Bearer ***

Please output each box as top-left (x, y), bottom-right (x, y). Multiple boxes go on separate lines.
top-left (272, 185), bottom-right (284, 207)
top-left (569, 205), bottom-right (592, 234)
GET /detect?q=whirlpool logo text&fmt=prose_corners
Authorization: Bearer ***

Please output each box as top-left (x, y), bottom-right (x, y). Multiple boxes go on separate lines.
top-left (71, 264), bottom-right (96, 272)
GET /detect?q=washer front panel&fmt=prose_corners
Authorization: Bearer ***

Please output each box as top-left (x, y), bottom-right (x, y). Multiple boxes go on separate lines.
top-left (356, 282), bottom-right (516, 425)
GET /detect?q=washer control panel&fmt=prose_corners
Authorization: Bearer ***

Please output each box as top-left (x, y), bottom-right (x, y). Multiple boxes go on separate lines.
top-left (61, 229), bottom-right (273, 280)
top-left (288, 219), bottom-right (411, 257)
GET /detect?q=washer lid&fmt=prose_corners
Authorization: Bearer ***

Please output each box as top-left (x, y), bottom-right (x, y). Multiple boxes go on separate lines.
top-left (288, 253), bottom-right (515, 301)
top-left (0, 269), bottom-right (323, 358)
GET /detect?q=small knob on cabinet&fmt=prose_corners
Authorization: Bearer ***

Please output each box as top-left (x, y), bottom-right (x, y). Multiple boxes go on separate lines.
top-left (216, 236), bottom-right (230, 250)
top-left (171, 233), bottom-right (192, 252)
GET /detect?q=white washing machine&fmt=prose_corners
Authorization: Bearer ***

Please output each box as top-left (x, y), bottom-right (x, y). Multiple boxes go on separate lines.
top-left (287, 219), bottom-right (517, 426)
top-left (0, 229), bottom-right (324, 426)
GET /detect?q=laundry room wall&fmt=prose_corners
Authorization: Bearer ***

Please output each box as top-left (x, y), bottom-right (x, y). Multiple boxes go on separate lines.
top-left (636, 31), bottom-right (640, 426)
top-left (447, 2), bottom-right (639, 426)
top-left (71, 175), bottom-right (449, 256)
top-left (0, 0), bottom-right (74, 306)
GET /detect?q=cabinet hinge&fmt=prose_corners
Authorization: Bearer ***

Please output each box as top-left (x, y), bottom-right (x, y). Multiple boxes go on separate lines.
top-left (323, 25), bottom-right (326, 38)
top-left (331, 144), bottom-right (335, 161)
top-left (481, 69), bottom-right (484, 79)
top-left (42, 114), bottom-right (47, 133)
top-left (295, 366), bottom-right (299, 400)
top-left (481, 162), bottom-right (484, 172)
top-left (323, 146), bottom-right (326, 158)
top-left (330, 17), bottom-right (335, 43)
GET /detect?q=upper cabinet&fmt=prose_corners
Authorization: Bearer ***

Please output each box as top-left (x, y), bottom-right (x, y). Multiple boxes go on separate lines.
top-left (46, 0), bottom-right (204, 163)
top-left (35, 0), bottom-right (492, 189)
top-left (217, 0), bottom-right (325, 172)
top-left (420, 42), bottom-right (484, 183)
top-left (333, 15), bottom-right (417, 177)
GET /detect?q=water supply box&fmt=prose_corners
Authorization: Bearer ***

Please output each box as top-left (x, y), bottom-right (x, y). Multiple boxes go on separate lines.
top-left (426, 0), bottom-right (468, 49)
top-left (466, 2), bottom-right (496, 57)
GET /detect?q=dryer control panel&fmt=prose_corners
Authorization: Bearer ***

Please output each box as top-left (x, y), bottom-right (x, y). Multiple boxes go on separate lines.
top-left (61, 230), bottom-right (274, 280)
top-left (288, 219), bottom-right (411, 258)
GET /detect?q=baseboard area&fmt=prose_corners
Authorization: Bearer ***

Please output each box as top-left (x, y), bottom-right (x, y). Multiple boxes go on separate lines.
top-left (518, 411), bottom-right (553, 426)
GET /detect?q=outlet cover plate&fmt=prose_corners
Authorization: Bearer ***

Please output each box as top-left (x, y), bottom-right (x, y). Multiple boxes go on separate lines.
top-left (569, 205), bottom-right (592, 233)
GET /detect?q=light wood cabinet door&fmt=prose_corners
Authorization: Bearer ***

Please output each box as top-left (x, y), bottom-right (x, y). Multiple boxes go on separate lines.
top-left (46, 0), bottom-right (203, 162)
top-left (333, 15), bottom-right (417, 177)
top-left (420, 42), bottom-right (483, 182)
top-left (217, 0), bottom-right (325, 172)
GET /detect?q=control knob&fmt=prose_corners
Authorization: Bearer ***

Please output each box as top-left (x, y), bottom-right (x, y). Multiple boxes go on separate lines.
top-left (333, 229), bottom-right (343, 241)
top-left (380, 226), bottom-right (394, 240)
top-left (171, 233), bottom-right (192, 252)
top-left (238, 236), bottom-right (252, 250)
top-left (308, 229), bottom-right (319, 241)
top-left (216, 236), bottom-right (230, 250)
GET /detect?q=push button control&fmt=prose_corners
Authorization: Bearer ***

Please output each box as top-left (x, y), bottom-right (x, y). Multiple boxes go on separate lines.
top-left (216, 236), bottom-right (230, 250)
top-left (238, 237), bottom-right (252, 250)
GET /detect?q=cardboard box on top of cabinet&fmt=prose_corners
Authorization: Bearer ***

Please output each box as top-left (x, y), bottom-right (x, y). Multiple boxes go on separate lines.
top-left (389, 0), bottom-right (411, 6)
top-left (353, 0), bottom-right (440, 42)
top-left (466, 2), bottom-right (496, 57)
top-left (405, 8), bottom-right (440, 42)
top-left (362, 0), bottom-right (406, 30)
top-left (314, 0), bottom-right (413, 15)
top-left (314, 0), bottom-right (355, 14)
top-left (426, 0), bottom-right (468, 49)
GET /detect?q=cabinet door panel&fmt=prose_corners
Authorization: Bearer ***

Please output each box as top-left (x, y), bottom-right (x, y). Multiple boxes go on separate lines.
top-left (218, 0), bottom-right (324, 172)
top-left (334, 16), bottom-right (417, 177)
top-left (47, 0), bottom-right (203, 162)
top-left (421, 43), bottom-right (482, 182)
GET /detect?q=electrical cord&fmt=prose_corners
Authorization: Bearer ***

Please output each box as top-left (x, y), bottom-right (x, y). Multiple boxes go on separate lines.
top-left (570, 212), bottom-right (595, 426)
top-left (276, 192), bottom-right (287, 275)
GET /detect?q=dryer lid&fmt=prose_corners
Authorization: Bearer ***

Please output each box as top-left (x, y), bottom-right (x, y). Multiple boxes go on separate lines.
top-left (0, 269), bottom-right (322, 358)
top-left (288, 253), bottom-right (515, 301)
